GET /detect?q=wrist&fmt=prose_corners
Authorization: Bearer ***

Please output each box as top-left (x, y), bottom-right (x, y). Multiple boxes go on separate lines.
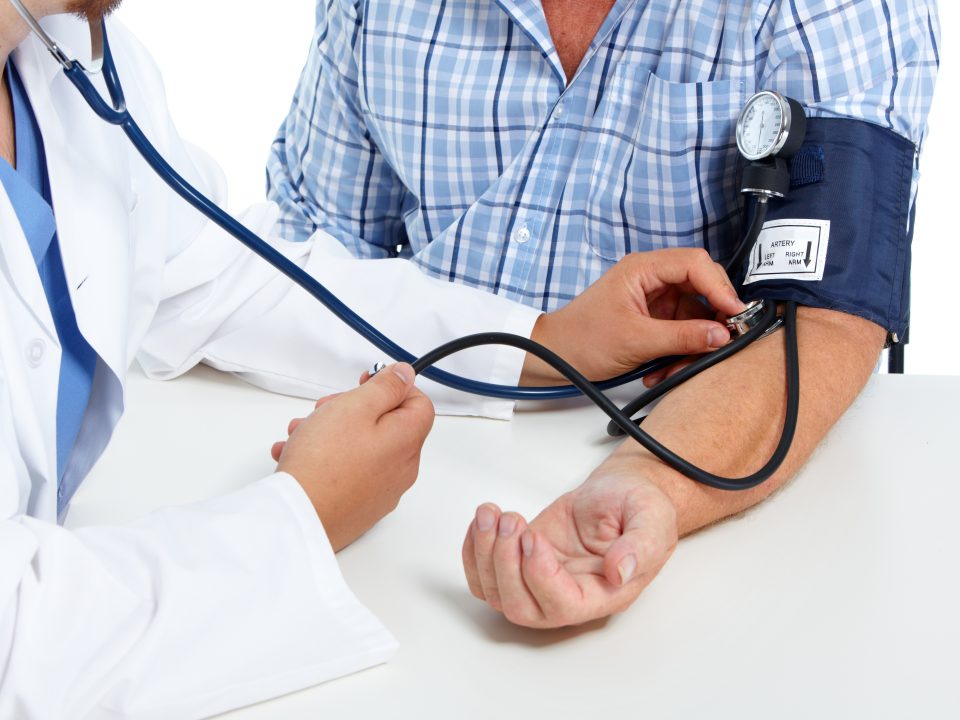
top-left (599, 444), bottom-right (724, 537)
top-left (581, 456), bottom-right (680, 543)
top-left (521, 312), bottom-right (567, 385)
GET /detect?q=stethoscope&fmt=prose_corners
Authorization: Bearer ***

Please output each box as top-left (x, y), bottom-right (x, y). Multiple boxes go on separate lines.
top-left (10, 6), bottom-right (801, 492)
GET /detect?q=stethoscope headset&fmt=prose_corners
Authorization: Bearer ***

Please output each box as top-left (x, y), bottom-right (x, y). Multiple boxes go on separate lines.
top-left (9, 5), bottom-right (803, 491)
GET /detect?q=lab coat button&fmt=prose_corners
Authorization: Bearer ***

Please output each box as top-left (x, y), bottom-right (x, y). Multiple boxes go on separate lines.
top-left (26, 339), bottom-right (46, 368)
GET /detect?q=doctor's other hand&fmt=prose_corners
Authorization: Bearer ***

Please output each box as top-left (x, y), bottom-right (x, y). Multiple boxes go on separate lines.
top-left (272, 363), bottom-right (435, 552)
top-left (462, 466), bottom-right (678, 628)
top-left (521, 248), bottom-right (746, 385)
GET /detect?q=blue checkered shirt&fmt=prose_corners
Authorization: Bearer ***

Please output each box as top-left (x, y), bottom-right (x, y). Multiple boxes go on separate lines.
top-left (267, 0), bottom-right (940, 312)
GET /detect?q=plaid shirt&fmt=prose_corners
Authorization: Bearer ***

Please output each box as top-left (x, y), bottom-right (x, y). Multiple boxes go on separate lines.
top-left (267, 0), bottom-right (940, 312)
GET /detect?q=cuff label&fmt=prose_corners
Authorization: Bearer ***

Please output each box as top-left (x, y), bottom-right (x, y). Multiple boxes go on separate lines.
top-left (743, 218), bottom-right (830, 284)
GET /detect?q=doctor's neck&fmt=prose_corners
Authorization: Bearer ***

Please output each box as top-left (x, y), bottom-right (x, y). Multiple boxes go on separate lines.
top-left (1, 0), bottom-right (120, 67)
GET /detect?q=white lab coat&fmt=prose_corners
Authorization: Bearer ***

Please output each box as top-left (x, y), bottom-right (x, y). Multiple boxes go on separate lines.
top-left (0, 15), bottom-right (539, 720)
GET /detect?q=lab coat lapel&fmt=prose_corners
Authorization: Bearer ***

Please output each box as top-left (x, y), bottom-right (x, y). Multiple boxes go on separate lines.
top-left (0, 195), bottom-right (60, 504)
top-left (0, 190), bottom-right (57, 337)
top-left (13, 19), bottom-right (136, 385)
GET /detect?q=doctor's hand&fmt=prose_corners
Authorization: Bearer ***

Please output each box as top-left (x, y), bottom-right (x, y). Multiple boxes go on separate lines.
top-left (462, 465), bottom-right (678, 628)
top-left (272, 363), bottom-right (435, 552)
top-left (521, 248), bottom-right (745, 385)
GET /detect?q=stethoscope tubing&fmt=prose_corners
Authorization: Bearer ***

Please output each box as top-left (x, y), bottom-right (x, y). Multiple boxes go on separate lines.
top-left (418, 301), bottom-right (799, 490)
top-left (45, 20), bottom-right (801, 490)
top-left (60, 33), bottom-right (675, 401)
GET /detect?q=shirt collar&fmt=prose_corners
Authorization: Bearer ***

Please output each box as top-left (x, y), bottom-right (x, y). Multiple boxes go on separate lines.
top-left (13, 13), bottom-right (98, 88)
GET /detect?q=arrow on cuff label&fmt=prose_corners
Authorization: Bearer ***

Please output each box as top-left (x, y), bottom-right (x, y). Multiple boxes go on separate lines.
top-left (804, 241), bottom-right (812, 267)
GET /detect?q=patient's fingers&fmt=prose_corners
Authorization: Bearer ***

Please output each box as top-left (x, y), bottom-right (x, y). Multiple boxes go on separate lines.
top-left (462, 524), bottom-right (484, 600)
top-left (492, 514), bottom-right (543, 626)
top-left (470, 503), bottom-right (503, 611)
top-left (519, 531), bottom-right (587, 627)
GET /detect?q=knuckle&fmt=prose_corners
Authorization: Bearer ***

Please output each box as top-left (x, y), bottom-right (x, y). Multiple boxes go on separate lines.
top-left (613, 593), bottom-right (640, 615)
top-left (403, 467), bottom-right (419, 491)
top-left (692, 247), bottom-right (712, 264)
top-left (501, 600), bottom-right (531, 626)
top-left (418, 405), bottom-right (436, 435)
top-left (386, 495), bottom-right (403, 515)
top-left (675, 325), bottom-right (698, 352)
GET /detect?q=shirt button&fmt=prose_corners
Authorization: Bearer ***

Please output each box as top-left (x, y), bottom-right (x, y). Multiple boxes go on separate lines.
top-left (26, 339), bottom-right (46, 368)
top-left (554, 102), bottom-right (564, 118)
top-left (514, 224), bottom-right (531, 244)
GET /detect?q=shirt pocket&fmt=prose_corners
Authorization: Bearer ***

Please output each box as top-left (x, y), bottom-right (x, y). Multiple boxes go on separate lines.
top-left (584, 69), bottom-right (747, 261)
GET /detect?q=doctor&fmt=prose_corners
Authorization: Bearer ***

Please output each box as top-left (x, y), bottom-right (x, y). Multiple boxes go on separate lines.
top-left (0, 1), bottom-right (748, 717)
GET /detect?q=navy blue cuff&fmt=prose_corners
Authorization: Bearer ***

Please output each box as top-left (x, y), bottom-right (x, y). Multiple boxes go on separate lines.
top-left (738, 118), bottom-right (916, 338)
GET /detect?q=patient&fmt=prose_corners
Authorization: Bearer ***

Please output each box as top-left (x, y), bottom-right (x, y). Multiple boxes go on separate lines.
top-left (268, 0), bottom-right (939, 629)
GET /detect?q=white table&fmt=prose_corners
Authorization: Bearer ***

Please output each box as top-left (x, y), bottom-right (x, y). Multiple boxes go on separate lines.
top-left (69, 368), bottom-right (960, 719)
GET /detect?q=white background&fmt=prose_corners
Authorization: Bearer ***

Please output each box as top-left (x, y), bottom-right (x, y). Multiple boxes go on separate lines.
top-left (115, 0), bottom-right (958, 375)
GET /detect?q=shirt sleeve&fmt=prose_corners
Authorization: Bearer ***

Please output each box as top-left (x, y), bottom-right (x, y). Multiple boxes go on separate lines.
top-left (754, 0), bottom-right (939, 148)
top-left (266, 0), bottom-right (408, 258)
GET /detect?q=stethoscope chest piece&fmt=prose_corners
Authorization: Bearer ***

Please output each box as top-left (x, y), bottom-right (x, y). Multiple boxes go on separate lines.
top-left (725, 300), bottom-right (783, 338)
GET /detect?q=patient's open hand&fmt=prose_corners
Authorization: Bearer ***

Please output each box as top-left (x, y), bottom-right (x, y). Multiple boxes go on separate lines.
top-left (462, 466), bottom-right (678, 628)
top-left (272, 363), bottom-right (435, 551)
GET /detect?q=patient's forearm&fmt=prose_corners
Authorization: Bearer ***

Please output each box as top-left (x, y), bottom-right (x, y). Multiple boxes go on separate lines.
top-left (605, 306), bottom-right (886, 536)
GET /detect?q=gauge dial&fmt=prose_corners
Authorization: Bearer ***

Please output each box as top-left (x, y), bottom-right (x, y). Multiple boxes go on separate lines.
top-left (736, 91), bottom-right (792, 161)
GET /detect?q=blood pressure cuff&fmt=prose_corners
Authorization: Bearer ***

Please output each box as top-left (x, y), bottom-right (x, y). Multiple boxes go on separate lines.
top-left (737, 118), bottom-right (916, 339)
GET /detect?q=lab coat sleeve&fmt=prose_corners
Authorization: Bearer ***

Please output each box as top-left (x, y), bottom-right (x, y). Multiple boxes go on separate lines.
top-left (0, 467), bottom-right (397, 720)
top-left (138, 209), bottom-right (539, 419)
top-left (113, 24), bottom-right (540, 419)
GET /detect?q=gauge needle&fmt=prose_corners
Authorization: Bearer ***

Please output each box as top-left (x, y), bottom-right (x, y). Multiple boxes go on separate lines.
top-left (757, 111), bottom-right (765, 151)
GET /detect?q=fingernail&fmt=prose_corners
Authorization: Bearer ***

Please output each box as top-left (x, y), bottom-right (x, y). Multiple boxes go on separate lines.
top-left (476, 506), bottom-right (495, 532)
top-left (729, 289), bottom-right (747, 311)
top-left (392, 363), bottom-right (414, 384)
top-left (618, 554), bottom-right (638, 585)
top-left (498, 514), bottom-right (517, 537)
top-left (708, 327), bottom-right (728, 348)
top-left (521, 531), bottom-right (534, 557)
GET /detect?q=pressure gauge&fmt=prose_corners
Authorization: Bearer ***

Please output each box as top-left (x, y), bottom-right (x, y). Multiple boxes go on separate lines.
top-left (735, 91), bottom-right (806, 161)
